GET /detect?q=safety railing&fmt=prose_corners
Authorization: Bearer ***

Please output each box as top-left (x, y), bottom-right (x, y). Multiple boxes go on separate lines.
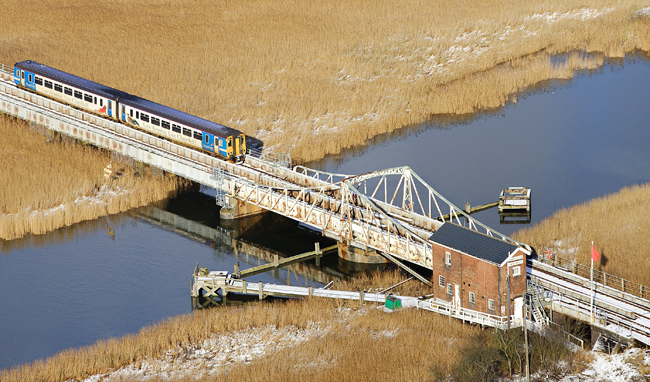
top-left (538, 253), bottom-right (650, 300)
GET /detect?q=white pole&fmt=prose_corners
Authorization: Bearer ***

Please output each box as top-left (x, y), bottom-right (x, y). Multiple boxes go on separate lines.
top-left (590, 241), bottom-right (595, 324)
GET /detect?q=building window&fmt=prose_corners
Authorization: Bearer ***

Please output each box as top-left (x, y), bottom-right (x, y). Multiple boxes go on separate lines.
top-left (469, 292), bottom-right (476, 305)
top-left (488, 299), bottom-right (495, 311)
top-left (439, 275), bottom-right (445, 287)
top-left (512, 266), bottom-right (521, 277)
top-left (447, 283), bottom-right (452, 295)
top-left (445, 251), bottom-right (451, 266)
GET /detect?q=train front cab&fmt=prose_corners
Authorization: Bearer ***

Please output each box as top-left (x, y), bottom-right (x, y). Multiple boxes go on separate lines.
top-left (14, 67), bottom-right (35, 90)
top-left (226, 134), bottom-right (246, 162)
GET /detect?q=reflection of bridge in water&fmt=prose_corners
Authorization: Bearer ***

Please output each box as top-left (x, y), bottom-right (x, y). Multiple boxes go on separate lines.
top-left (135, 206), bottom-right (343, 286)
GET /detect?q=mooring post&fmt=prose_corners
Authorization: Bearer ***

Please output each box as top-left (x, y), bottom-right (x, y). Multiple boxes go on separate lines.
top-left (258, 281), bottom-right (263, 300)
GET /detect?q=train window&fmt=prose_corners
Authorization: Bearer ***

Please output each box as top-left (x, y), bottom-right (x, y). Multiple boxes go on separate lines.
top-left (44, 80), bottom-right (53, 89)
top-left (140, 113), bottom-right (149, 123)
top-left (182, 127), bottom-right (192, 137)
top-left (136, 111), bottom-right (139, 119)
top-left (21, 71), bottom-right (24, 79)
top-left (35, 76), bottom-right (43, 86)
top-left (172, 124), bottom-right (181, 133)
top-left (94, 97), bottom-right (97, 104)
top-left (64, 87), bottom-right (72, 96)
top-left (74, 90), bottom-right (82, 99)
top-left (54, 84), bottom-right (63, 93)
top-left (129, 109), bottom-right (133, 117)
top-left (193, 131), bottom-right (202, 140)
top-left (84, 94), bottom-right (93, 103)
top-left (28, 74), bottom-right (32, 82)
top-left (161, 121), bottom-right (170, 129)
top-left (151, 117), bottom-right (160, 126)
top-left (100, 99), bottom-right (103, 107)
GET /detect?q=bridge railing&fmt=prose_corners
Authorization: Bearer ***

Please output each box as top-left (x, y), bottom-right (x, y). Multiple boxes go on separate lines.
top-left (538, 253), bottom-right (650, 300)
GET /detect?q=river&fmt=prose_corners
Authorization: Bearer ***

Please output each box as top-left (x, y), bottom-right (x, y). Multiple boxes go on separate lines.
top-left (2, 56), bottom-right (650, 371)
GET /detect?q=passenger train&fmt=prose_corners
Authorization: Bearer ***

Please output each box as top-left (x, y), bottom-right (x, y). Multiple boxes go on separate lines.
top-left (13, 60), bottom-right (260, 162)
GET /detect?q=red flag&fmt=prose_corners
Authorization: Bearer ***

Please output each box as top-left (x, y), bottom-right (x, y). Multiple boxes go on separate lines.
top-left (591, 244), bottom-right (600, 262)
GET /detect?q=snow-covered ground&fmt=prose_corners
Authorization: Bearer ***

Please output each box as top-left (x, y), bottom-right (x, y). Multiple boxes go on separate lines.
top-left (75, 306), bottom-right (650, 382)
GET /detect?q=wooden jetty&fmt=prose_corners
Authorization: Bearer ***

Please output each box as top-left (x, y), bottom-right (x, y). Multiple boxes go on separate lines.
top-left (498, 187), bottom-right (531, 213)
top-left (190, 268), bottom-right (519, 329)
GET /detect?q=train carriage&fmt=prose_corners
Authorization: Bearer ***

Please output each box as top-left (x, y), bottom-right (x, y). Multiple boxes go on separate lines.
top-left (13, 60), bottom-right (253, 162)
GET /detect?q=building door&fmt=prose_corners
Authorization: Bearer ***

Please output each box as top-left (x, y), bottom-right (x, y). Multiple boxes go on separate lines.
top-left (454, 284), bottom-right (461, 308)
top-left (513, 297), bottom-right (523, 323)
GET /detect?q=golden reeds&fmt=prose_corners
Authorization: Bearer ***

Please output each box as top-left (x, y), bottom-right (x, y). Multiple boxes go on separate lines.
top-left (1, 0), bottom-right (649, 163)
top-left (513, 182), bottom-right (650, 286)
top-left (0, 289), bottom-right (477, 382)
top-left (0, 115), bottom-right (190, 241)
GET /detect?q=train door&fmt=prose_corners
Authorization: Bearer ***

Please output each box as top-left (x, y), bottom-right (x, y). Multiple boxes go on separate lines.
top-left (217, 137), bottom-right (228, 158)
top-left (107, 100), bottom-right (113, 119)
top-left (236, 134), bottom-right (246, 157)
top-left (23, 71), bottom-right (35, 91)
top-left (226, 136), bottom-right (234, 160)
top-left (202, 133), bottom-right (215, 152)
top-left (14, 68), bottom-right (22, 86)
top-left (121, 105), bottom-right (126, 122)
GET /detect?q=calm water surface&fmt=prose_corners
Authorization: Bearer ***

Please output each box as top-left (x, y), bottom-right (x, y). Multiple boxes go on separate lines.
top-left (323, 58), bottom-right (650, 234)
top-left (2, 58), bottom-right (650, 371)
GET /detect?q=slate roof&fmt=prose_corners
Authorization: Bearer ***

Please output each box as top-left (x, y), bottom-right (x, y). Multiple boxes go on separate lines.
top-left (430, 222), bottom-right (521, 265)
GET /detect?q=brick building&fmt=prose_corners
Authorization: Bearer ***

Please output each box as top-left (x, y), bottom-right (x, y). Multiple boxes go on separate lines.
top-left (430, 222), bottom-right (530, 317)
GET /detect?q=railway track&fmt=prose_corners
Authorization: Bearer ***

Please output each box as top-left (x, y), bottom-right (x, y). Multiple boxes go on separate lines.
top-left (529, 259), bottom-right (650, 345)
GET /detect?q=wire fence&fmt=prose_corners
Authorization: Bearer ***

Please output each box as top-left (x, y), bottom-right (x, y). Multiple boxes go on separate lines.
top-left (538, 253), bottom-right (650, 300)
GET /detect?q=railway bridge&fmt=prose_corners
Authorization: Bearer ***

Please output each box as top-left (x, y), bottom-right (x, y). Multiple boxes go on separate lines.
top-left (2, 64), bottom-right (649, 347)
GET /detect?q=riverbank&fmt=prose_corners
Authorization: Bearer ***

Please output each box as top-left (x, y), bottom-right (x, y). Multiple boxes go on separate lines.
top-left (0, 270), bottom-right (591, 382)
top-left (513, 181), bottom-right (650, 287)
top-left (2, 1), bottom-right (650, 163)
top-left (0, 116), bottom-right (191, 241)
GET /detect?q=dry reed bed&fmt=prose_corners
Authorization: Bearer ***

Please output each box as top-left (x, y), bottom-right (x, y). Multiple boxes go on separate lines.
top-left (0, 294), bottom-right (477, 382)
top-left (2, 1), bottom-right (650, 162)
top-left (513, 182), bottom-right (650, 286)
top-left (0, 116), bottom-right (189, 241)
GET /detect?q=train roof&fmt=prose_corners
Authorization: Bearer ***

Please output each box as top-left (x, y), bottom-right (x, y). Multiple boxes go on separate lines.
top-left (15, 60), bottom-right (257, 144)
top-left (118, 93), bottom-right (242, 138)
top-left (15, 60), bottom-right (126, 100)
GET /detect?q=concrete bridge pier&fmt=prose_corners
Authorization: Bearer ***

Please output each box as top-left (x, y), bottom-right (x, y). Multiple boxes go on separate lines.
top-left (219, 198), bottom-right (268, 221)
top-left (337, 241), bottom-right (389, 265)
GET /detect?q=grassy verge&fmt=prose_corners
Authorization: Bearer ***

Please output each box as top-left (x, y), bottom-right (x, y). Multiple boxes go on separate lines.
top-left (0, 115), bottom-right (190, 241)
top-left (513, 182), bottom-right (650, 286)
top-left (2, 1), bottom-right (650, 162)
